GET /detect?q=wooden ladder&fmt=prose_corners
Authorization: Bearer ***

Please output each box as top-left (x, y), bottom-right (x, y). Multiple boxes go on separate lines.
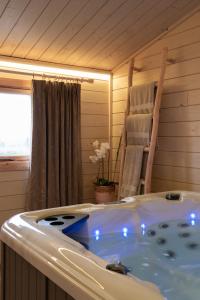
top-left (117, 47), bottom-right (172, 198)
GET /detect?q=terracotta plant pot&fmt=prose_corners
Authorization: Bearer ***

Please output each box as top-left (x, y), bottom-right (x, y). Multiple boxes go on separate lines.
top-left (95, 185), bottom-right (115, 204)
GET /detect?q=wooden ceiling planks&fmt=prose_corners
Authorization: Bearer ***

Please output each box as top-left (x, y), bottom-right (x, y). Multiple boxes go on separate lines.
top-left (0, 0), bottom-right (50, 55)
top-left (0, 0), bottom-right (199, 70)
top-left (48, 0), bottom-right (127, 64)
top-left (80, 0), bottom-right (161, 69)
top-left (10, 0), bottom-right (69, 58)
top-left (71, 0), bottom-right (147, 67)
top-left (24, 0), bottom-right (88, 60)
top-left (37, 0), bottom-right (108, 62)
top-left (0, 0), bottom-right (30, 47)
top-left (105, 0), bottom-right (200, 69)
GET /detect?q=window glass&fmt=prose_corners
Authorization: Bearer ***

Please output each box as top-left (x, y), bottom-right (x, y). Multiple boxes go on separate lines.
top-left (0, 92), bottom-right (31, 156)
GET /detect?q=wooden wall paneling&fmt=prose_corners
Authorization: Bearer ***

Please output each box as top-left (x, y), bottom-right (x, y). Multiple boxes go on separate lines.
top-left (113, 89), bottom-right (127, 102)
top-left (0, 77), bottom-right (31, 90)
top-left (112, 125), bottom-right (123, 137)
top-left (81, 80), bottom-right (108, 93)
top-left (145, 47), bottom-right (168, 193)
top-left (152, 178), bottom-right (200, 193)
top-left (154, 151), bottom-right (200, 169)
top-left (82, 163), bottom-right (98, 175)
top-left (135, 19), bottom-right (200, 60)
top-left (0, 180), bottom-right (28, 197)
top-left (159, 121), bottom-right (200, 137)
top-left (133, 41), bottom-right (200, 72)
top-left (153, 164), bottom-right (200, 185)
top-left (158, 136), bottom-right (200, 152)
top-left (133, 58), bottom-right (200, 86)
top-left (112, 100), bottom-right (126, 113)
top-left (0, 194), bottom-right (26, 211)
top-left (112, 11), bottom-right (200, 194)
top-left (81, 102), bottom-right (108, 115)
top-left (81, 114), bottom-right (108, 127)
top-left (108, 0), bottom-right (200, 69)
top-left (81, 126), bottom-right (108, 139)
top-left (112, 137), bottom-right (121, 149)
top-left (81, 138), bottom-right (107, 151)
top-left (0, 0), bottom-right (198, 69)
top-left (81, 79), bottom-right (109, 201)
top-left (81, 90), bottom-right (108, 104)
top-left (112, 113), bottom-right (124, 126)
top-left (0, 75), bottom-right (109, 211)
top-left (188, 90), bottom-right (200, 105)
top-left (0, 170), bottom-right (29, 182)
top-left (161, 92), bottom-right (188, 108)
top-left (164, 9), bottom-right (200, 37)
top-left (100, 0), bottom-right (177, 68)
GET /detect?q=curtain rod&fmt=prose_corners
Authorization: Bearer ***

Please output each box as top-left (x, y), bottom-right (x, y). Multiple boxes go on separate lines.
top-left (0, 68), bottom-right (94, 83)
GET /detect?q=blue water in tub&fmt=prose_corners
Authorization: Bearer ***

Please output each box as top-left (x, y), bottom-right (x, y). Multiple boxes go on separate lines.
top-left (65, 199), bottom-right (200, 300)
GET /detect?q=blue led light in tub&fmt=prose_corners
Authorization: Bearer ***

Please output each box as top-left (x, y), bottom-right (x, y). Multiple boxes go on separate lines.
top-left (95, 229), bottom-right (100, 240)
top-left (190, 213), bottom-right (196, 219)
top-left (141, 223), bottom-right (146, 235)
top-left (122, 227), bottom-right (128, 237)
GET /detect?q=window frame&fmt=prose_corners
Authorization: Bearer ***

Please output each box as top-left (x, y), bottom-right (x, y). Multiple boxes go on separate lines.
top-left (0, 87), bottom-right (31, 171)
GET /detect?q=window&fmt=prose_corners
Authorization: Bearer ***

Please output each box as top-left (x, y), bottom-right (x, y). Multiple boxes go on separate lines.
top-left (0, 91), bottom-right (31, 170)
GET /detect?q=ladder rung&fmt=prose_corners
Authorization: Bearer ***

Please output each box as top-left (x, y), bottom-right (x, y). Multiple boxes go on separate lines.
top-left (144, 147), bottom-right (150, 152)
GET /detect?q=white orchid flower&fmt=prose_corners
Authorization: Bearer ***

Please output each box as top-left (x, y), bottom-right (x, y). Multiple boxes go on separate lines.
top-left (89, 155), bottom-right (98, 163)
top-left (89, 140), bottom-right (112, 185)
top-left (92, 140), bottom-right (99, 149)
top-left (95, 149), bottom-right (105, 159)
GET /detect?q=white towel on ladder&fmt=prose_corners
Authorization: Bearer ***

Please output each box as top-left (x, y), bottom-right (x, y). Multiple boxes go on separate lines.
top-left (129, 82), bottom-right (155, 114)
top-left (126, 114), bottom-right (152, 146)
top-left (120, 145), bottom-right (144, 197)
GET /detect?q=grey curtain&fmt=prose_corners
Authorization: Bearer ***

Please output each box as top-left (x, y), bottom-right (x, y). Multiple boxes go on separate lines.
top-left (27, 80), bottom-right (82, 210)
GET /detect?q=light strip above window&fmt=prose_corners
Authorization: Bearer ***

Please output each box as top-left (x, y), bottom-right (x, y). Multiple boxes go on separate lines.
top-left (0, 59), bottom-right (110, 81)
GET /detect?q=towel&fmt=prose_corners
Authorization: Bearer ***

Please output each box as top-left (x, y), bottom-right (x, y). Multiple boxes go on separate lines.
top-left (120, 145), bottom-right (144, 197)
top-left (126, 114), bottom-right (152, 146)
top-left (129, 82), bottom-right (155, 114)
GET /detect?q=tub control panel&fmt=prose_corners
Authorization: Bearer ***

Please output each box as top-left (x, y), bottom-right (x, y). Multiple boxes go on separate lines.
top-left (165, 193), bottom-right (181, 201)
top-left (37, 213), bottom-right (89, 234)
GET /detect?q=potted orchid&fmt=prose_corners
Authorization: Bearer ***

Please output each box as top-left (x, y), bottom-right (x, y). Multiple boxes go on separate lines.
top-left (89, 140), bottom-right (115, 203)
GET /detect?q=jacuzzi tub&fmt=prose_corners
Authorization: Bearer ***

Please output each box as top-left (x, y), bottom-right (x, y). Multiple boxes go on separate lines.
top-left (1, 191), bottom-right (200, 300)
